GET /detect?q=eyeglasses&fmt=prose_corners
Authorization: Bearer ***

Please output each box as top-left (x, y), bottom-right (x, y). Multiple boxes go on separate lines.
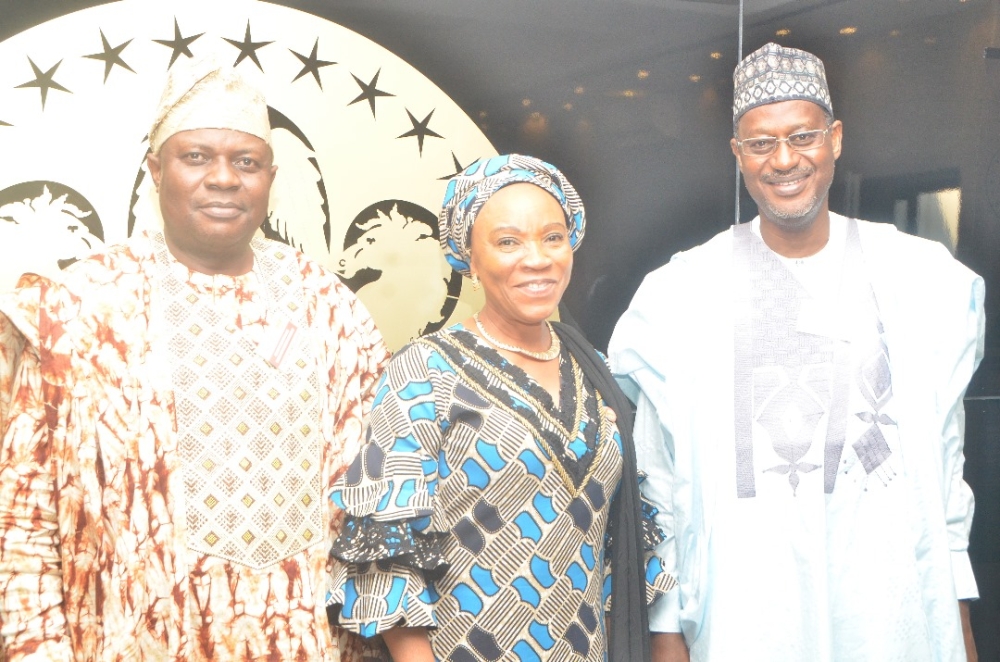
top-left (735, 127), bottom-right (831, 157)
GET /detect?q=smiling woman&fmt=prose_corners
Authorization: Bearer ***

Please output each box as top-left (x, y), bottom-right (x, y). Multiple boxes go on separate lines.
top-left (468, 182), bottom-right (573, 367)
top-left (328, 154), bottom-right (677, 662)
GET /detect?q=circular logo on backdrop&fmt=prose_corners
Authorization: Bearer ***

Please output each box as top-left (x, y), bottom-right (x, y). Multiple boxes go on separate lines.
top-left (0, 0), bottom-right (493, 350)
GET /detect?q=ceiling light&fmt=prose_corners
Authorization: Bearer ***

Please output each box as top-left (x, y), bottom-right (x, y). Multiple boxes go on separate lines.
top-left (775, 28), bottom-right (791, 37)
top-left (710, 51), bottom-right (723, 60)
top-left (574, 86), bottom-right (585, 95)
top-left (523, 112), bottom-right (548, 136)
top-left (521, 98), bottom-right (532, 107)
top-left (689, 74), bottom-right (702, 83)
top-left (563, 102), bottom-right (573, 111)
top-left (839, 26), bottom-right (858, 35)
top-left (637, 69), bottom-right (650, 79)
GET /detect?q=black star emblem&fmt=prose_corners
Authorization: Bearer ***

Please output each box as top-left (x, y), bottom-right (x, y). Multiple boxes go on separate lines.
top-left (153, 18), bottom-right (204, 68)
top-left (397, 109), bottom-right (444, 156)
top-left (439, 152), bottom-right (473, 180)
top-left (348, 69), bottom-right (394, 118)
top-left (84, 30), bottom-right (135, 83)
top-left (290, 38), bottom-right (335, 88)
top-left (15, 58), bottom-right (71, 109)
top-left (224, 21), bottom-right (274, 71)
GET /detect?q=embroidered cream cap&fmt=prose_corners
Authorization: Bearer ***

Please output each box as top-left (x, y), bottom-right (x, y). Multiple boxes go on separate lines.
top-left (148, 56), bottom-right (271, 153)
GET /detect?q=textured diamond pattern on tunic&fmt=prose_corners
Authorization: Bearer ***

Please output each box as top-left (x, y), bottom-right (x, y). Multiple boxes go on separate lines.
top-left (156, 235), bottom-right (324, 569)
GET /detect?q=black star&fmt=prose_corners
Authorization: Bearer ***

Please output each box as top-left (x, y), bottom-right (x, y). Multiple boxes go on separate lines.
top-left (348, 69), bottom-right (394, 118)
top-left (224, 21), bottom-right (274, 71)
top-left (397, 109), bottom-right (444, 156)
top-left (290, 38), bottom-right (335, 88)
top-left (439, 152), bottom-right (472, 180)
top-left (15, 58), bottom-right (71, 109)
top-left (153, 18), bottom-right (204, 68)
top-left (84, 30), bottom-right (135, 83)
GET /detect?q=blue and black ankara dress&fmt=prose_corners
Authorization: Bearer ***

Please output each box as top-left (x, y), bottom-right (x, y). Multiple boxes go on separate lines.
top-left (329, 327), bottom-right (675, 661)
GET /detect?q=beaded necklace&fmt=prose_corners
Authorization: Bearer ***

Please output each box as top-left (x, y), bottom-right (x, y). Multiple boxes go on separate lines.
top-left (473, 312), bottom-right (561, 361)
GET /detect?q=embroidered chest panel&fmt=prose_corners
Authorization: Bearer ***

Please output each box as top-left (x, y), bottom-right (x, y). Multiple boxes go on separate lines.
top-left (732, 221), bottom-right (898, 499)
top-left (154, 236), bottom-right (324, 568)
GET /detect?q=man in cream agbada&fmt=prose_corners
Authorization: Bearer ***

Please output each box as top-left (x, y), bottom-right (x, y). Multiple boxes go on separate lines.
top-left (0, 60), bottom-right (388, 660)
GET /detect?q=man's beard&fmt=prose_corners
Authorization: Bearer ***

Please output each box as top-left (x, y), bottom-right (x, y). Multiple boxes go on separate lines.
top-left (758, 163), bottom-right (833, 231)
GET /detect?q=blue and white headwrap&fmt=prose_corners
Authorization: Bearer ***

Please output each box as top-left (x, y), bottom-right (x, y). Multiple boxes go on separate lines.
top-left (438, 154), bottom-right (586, 278)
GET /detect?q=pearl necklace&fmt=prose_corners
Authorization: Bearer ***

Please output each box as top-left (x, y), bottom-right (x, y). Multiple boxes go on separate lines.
top-left (474, 313), bottom-right (561, 361)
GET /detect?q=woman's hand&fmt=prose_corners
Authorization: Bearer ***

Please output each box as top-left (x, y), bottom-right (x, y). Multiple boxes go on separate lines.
top-left (652, 632), bottom-right (690, 662)
top-left (382, 626), bottom-right (435, 662)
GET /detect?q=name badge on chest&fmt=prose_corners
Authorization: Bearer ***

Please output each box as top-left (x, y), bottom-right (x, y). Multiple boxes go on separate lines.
top-left (261, 318), bottom-right (298, 369)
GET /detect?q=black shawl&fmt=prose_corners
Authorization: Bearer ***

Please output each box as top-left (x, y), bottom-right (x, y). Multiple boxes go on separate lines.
top-left (552, 322), bottom-right (650, 662)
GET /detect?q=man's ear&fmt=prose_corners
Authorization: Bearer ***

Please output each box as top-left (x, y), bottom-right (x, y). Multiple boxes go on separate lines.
top-left (829, 119), bottom-right (844, 161)
top-left (147, 152), bottom-right (162, 188)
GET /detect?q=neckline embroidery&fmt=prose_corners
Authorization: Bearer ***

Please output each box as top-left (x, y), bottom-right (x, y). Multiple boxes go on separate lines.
top-left (417, 329), bottom-right (612, 495)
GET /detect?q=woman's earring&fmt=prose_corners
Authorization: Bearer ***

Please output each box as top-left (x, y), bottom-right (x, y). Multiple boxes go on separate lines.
top-left (471, 274), bottom-right (480, 291)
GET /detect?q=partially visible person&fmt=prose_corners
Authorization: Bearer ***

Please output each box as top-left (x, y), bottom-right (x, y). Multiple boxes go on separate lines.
top-left (328, 154), bottom-right (676, 661)
top-left (610, 43), bottom-right (984, 662)
top-left (0, 59), bottom-right (388, 660)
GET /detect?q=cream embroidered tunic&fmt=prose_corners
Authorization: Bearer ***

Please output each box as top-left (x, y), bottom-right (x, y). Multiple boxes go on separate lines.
top-left (0, 231), bottom-right (390, 661)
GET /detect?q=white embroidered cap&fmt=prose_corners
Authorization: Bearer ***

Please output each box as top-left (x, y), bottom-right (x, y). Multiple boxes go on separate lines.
top-left (733, 42), bottom-right (832, 127)
top-left (148, 56), bottom-right (271, 153)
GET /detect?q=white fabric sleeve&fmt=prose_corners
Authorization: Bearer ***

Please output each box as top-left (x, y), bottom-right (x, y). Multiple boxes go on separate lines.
top-left (940, 277), bottom-right (986, 600)
top-left (632, 386), bottom-right (682, 633)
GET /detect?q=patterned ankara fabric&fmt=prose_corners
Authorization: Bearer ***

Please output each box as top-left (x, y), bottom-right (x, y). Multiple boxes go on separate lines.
top-left (610, 214), bottom-right (985, 662)
top-left (438, 154), bottom-right (586, 277)
top-left (733, 42), bottom-right (832, 125)
top-left (0, 231), bottom-right (389, 661)
top-left (329, 328), bottom-right (675, 661)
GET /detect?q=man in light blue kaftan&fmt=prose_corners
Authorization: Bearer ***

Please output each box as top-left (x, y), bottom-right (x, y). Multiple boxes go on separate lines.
top-left (609, 43), bottom-right (985, 662)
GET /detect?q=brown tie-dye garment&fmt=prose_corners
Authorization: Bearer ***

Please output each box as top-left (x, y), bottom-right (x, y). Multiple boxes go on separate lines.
top-left (0, 232), bottom-right (390, 661)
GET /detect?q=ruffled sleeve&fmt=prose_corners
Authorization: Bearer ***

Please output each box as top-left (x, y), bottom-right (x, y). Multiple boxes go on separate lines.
top-left (328, 341), bottom-right (450, 637)
top-left (602, 470), bottom-right (678, 611)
